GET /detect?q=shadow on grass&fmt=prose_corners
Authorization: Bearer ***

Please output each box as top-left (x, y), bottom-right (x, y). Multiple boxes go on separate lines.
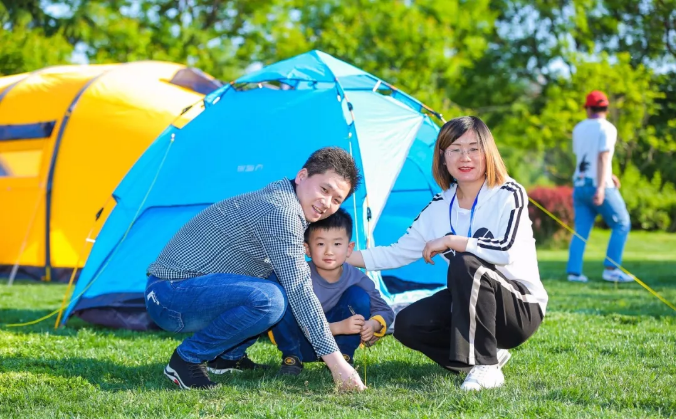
top-left (0, 355), bottom-right (172, 391)
top-left (0, 308), bottom-right (181, 341)
top-left (0, 355), bottom-right (459, 393)
top-left (353, 359), bottom-right (463, 385)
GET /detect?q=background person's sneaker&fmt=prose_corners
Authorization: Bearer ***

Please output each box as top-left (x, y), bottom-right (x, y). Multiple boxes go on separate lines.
top-left (567, 274), bottom-right (589, 283)
top-left (207, 354), bottom-right (270, 374)
top-left (278, 356), bottom-right (303, 376)
top-left (602, 269), bottom-right (634, 283)
top-left (164, 349), bottom-right (218, 390)
top-left (460, 364), bottom-right (505, 391)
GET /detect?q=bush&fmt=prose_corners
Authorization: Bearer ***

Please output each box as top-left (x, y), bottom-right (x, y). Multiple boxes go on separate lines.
top-left (618, 164), bottom-right (676, 232)
top-left (528, 186), bottom-right (574, 248)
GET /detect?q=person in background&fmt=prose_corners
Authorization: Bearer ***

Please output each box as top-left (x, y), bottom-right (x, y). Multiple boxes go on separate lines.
top-left (567, 91), bottom-right (633, 283)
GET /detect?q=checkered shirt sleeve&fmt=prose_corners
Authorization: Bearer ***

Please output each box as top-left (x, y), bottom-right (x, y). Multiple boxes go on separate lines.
top-left (254, 208), bottom-right (338, 356)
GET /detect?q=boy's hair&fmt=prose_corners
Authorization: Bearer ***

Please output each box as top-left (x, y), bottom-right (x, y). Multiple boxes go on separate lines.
top-left (304, 208), bottom-right (353, 242)
top-left (303, 147), bottom-right (362, 198)
top-left (589, 106), bottom-right (608, 113)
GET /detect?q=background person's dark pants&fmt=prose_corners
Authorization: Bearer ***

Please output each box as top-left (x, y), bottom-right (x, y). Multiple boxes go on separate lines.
top-left (394, 252), bottom-right (543, 373)
top-left (271, 285), bottom-right (370, 362)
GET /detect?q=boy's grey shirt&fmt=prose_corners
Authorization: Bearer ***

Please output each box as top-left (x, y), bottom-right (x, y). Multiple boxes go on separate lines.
top-left (147, 179), bottom-right (338, 357)
top-left (309, 261), bottom-right (394, 328)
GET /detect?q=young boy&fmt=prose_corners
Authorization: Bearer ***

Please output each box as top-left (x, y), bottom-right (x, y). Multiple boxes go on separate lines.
top-left (144, 147), bottom-right (366, 391)
top-left (270, 208), bottom-right (394, 375)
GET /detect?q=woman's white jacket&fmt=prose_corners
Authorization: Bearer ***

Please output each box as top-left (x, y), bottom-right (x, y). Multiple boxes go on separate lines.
top-left (362, 177), bottom-right (548, 313)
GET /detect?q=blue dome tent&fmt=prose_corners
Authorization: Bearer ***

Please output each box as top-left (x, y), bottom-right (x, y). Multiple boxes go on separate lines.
top-left (62, 50), bottom-right (448, 330)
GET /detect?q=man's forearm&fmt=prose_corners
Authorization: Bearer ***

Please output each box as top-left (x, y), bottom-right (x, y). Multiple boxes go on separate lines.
top-left (597, 151), bottom-right (610, 188)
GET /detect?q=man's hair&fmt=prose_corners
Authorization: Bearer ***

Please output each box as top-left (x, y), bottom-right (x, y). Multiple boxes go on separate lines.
top-left (302, 147), bottom-right (362, 197)
top-left (589, 106), bottom-right (608, 113)
top-left (304, 208), bottom-right (353, 242)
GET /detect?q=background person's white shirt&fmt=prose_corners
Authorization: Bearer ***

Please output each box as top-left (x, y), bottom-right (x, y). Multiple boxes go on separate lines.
top-left (572, 118), bottom-right (617, 188)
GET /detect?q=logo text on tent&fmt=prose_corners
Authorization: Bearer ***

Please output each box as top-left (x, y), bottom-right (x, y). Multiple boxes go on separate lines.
top-left (237, 164), bottom-right (264, 172)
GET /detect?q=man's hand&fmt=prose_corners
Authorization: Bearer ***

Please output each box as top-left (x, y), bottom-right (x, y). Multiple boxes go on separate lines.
top-left (593, 187), bottom-right (605, 206)
top-left (612, 174), bottom-right (621, 189)
top-left (322, 352), bottom-right (366, 392)
top-left (360, 319), bottom-right (382, 342)
top-left (337, 314), bottom-right (364, 335)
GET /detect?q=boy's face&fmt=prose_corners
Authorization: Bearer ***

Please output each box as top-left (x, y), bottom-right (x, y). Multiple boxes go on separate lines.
top-left (304, 227), bottom-right (355, 271)
top-left (295, 169), bottom-right (351, 223)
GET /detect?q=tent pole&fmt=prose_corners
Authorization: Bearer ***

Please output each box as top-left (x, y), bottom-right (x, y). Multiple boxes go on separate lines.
top-left (54, 198), bottom-right (110, 328)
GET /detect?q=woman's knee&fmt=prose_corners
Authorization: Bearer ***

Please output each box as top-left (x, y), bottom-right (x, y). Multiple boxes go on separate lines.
top-left (449, 252), bottom-right (482, 271)
top-left (447, 252), bottom-right (484, 288)
top-left (392, 306), bottom-right (417, 343)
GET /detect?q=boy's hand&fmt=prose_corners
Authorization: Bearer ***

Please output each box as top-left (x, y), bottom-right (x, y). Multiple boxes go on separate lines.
top-left (340, 314), bottom-right (365, 335)
top-left (360, 319), bottom-right (382, 342)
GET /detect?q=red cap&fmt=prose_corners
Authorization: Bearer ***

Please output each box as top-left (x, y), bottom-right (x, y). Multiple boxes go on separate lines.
top-left (585, 90), bottom-right (609, 107)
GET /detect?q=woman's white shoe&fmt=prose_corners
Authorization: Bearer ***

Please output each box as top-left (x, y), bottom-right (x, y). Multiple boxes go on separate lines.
top-left (460, 365), bottom-right (505, 391)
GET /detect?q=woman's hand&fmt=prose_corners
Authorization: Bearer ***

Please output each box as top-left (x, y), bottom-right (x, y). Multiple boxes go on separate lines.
top-left (422, 236), bottom-right (450, 264)
top-left (423, 235), bottom-right (469, 264)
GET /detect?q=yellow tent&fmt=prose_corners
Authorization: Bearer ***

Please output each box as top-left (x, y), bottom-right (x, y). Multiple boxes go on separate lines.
top-left (0, 61), bottom-right (219, 281)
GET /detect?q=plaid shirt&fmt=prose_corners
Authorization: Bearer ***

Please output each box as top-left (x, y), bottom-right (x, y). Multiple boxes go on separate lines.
top-left (148, 179), bottom-right (338, 356)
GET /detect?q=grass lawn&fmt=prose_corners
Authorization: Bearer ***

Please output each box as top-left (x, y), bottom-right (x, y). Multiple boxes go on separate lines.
top-left (1, 230), bottom-right (675, 418)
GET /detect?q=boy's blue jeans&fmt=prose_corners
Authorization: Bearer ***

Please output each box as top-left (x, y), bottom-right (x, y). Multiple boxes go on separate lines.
top-left (271, 285), bottom-right (370, 362)
top-left (567, 178), bottom-right (631, 275)
top-left (145, 273), bottom-right (287, 364)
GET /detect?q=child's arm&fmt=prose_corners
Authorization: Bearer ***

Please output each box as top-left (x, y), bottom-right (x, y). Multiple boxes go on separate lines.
top-left (329, 315), bottom-right (365, 336)
top-left (355, 273), bottom-right (395, 343)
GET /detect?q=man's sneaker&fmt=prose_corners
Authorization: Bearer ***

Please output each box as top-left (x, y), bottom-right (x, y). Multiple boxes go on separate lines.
top-left (207, 354), bottom-right (270, 374)
top-left (496, 349), bottom-right (511, 369)
top-left (164, 349), bottom-right (218, 390)
top-left (342, 353), bottom-right (354, 367)
top-left (567, 274), bottom-right (589, 283)
top-left (602, 269), bottom-right (634, 283)
top-left (460, 365), bottom-right (505, 391)
top-left (278, 356), bottom-right (303, 376)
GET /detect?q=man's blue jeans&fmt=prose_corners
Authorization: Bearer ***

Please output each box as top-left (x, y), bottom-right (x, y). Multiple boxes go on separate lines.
top-left (271, 285), bottom-right (370, 362)
top-left (567, 179), bottom-right (631, 275)
top-left (145, 273), bottom-right (287, 364)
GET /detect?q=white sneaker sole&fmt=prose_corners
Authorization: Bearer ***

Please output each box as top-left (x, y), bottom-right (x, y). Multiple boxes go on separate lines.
top-left (461, 377), bottom-right (505, 391)
top-left (206, 367), bottom-right (243, 375)
top-left (602, 276), bottom-right (634, 283)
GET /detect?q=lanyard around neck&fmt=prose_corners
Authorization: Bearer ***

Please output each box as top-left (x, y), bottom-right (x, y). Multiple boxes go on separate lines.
top-left (448, 188), bottom-right (480, 237)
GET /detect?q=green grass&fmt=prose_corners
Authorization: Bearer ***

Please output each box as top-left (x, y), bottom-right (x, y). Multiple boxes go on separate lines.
top-left (1, 230), bottom-right (675, 418)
